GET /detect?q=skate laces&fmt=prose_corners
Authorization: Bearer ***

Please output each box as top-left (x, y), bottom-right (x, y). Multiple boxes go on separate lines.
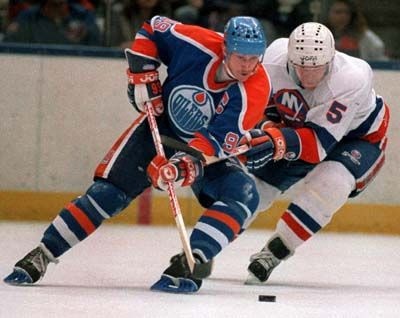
top-left (249, 249), bottom-right (280, 270)
top-left (22, 247), bottom-right (49, 276)
top-left (17, 244), bottom-right (57, 278)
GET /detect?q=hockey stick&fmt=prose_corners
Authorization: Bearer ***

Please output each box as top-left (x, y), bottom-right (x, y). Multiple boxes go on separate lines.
top-left (144, 102), bottom-right (199, 275)
top-left (160, 135), bottom-right (250, 166)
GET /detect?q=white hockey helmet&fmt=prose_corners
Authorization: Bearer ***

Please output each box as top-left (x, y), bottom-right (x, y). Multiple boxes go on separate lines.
top-left (288, 22), bottom-right (335, 67)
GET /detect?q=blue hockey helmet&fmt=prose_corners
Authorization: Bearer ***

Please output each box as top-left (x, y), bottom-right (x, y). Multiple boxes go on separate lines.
top-left (224, 16), bottom-right (267, 56)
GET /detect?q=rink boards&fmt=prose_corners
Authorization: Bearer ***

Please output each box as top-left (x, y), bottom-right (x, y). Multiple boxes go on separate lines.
top-left (1, 190), bottom-right (399, 234)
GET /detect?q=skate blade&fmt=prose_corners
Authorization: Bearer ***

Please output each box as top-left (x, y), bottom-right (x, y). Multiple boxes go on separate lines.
top-left (150, 274), bottom-right (199, 293)
top-left (244, 272), bottom-right (265, 285)
top-left (3, 268), bottom-right (34, 286)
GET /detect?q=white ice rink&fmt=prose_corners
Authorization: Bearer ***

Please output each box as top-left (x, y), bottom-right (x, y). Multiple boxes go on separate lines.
top-left (1, 222), bottom-right (399, 318)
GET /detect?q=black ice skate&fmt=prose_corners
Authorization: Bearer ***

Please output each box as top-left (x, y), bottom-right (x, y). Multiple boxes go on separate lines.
top-left (151, 253), bottom-right (208, 293)
top-left (245, 236), bottom-right (293, 284)
top-left (3, 243), bottom-right (57, 285)
top-left (245, 249), bottom-right (281, 284)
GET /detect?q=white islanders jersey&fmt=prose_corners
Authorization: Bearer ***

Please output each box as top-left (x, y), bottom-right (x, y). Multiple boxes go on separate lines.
top-left (262, 38), bottom-right (389, 162)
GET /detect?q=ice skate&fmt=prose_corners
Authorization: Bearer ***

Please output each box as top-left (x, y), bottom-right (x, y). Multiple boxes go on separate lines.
top-left (151, 253), bottom-right (203, 293)
top-left (245, 248), bottom-right (281, 285)
top-left (3, 243), bottom-right (57, 285)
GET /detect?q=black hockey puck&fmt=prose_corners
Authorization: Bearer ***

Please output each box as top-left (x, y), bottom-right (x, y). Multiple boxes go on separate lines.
top-left (258, 295), bottom-right (276, 302)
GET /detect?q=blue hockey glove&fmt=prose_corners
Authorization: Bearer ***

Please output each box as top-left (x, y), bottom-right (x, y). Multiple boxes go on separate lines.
top-left (264, 104), bottom-right (282, 123)
top-left (244, 128), bottom-right (287, 171)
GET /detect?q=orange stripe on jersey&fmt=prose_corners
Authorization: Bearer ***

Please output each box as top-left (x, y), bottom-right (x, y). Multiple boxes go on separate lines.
top-left (142, 22), bottom-right (154, 35)
top-left (296, 127), bottom-right (320, 163)
top-left (242, 65), bottom-right (272, 130)
top-left (95, 113), bottom-right (147, 178)
top-left (173, 24), bottom-right (222, 55)
top-left (203, 209), bottom-right (241, 235)
top-left (188, 132), bottom-right (215, 156)
top-left (66, 202), bottom-right (96, 235)
top-left (281, 211), bottom-right (311, 241)
top-left (362, 104), bottom-right (390, 144)
top-left (131, 38), bottom-right (158, 59)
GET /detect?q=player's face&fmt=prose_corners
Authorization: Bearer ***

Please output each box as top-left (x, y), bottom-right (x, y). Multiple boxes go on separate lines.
top-left (226, 53), bottom-right (260, 81)
top-left (293, 64), bottom-right (328, 89)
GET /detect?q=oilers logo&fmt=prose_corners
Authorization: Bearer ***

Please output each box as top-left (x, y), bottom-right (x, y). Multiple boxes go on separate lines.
top-left (168, 85), bottom-right (214, 139)
top-left (274, 89), bottom-right (310, 128)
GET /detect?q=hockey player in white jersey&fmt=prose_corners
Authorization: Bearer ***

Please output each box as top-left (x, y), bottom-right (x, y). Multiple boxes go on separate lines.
top-left (240, 22), bottom-right (390, 284)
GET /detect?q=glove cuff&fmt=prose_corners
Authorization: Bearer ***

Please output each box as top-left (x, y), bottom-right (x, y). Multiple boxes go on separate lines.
top-left (263, 127), bottom-right (301, 161)
top-left (279, 128), bottom-right (301, 161)
top-left (263, 127), bottom-right (286, 160)
top-left (127, 69), bottom-right (159, 84)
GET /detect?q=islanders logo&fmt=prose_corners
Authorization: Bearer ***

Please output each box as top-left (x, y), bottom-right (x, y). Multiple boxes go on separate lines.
top-left (168, 86), bottom-right (214, 139)
top-left (274, 89), bottom-right (310, 128)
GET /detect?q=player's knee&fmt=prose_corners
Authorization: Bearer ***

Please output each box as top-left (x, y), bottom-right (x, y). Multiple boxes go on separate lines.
top-left (86, 180), bottom-right (132, 217)
top-left (307, 161), bottom-right (354, 201)
top-left (293, 161), bottom-right (355, 226)
top-left (229, 177), bottom-right (259, 213)
top-left (254, 177), bottom-right (281, 212)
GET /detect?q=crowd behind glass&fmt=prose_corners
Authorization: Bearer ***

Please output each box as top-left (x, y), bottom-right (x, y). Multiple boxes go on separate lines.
top-left (0, 0), bottom-right (398, 61)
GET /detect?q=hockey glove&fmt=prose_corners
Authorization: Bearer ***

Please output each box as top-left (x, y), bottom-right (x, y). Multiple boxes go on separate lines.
top-left (264, 104), bottom-right (282, 123)
top-left (147, 152), bottom-right (204, 191)
top-left (243, 128), bottom-right (287, 171)
top-left (127, 69), bottom-right (164, 116)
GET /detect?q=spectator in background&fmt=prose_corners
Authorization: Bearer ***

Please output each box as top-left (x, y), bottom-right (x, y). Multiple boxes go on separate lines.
top-left (248, 0), bottom-right (313, 39)
top-left (173, 0), bottom-right (204, 25)
top-left (325, 0), bottom-right (388, 61)
top-left (7, 0), bottom-right (40, 21)
top-left (108, 0), bottom-right (171, 48)
top-left (3, 0), bottom-right (101, 45)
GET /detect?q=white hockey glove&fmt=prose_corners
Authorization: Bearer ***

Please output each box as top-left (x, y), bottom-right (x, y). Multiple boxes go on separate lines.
top-left (147, 152), bottom-right (204, 191)
top-left (127, 69), bottom-right (164, 116)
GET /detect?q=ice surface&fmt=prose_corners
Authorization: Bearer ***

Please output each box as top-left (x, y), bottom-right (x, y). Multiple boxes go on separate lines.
top-left (1, 222), bottom-right (399, 318)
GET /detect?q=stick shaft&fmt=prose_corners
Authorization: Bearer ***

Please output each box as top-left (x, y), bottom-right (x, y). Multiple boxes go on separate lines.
top-left (160, 135), bottom-right (250, 166)
top-left (145, 102), bottom-right (196, 272)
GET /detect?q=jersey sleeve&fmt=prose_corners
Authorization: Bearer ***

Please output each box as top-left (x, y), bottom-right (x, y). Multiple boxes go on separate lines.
top-left (129, 15), bottom-right (222, 69)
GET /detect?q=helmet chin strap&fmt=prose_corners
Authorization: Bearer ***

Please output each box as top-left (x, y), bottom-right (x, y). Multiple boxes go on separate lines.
top-left (222, 55), bottom-right (260, 81)
top-left (287, 62), bottom-right (331, 89)
top-left (222, 59), bottom-right (237, 80)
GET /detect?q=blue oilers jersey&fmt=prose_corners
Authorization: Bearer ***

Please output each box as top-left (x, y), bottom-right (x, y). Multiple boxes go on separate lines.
top-left (131, 16), bottom-right (272, 157)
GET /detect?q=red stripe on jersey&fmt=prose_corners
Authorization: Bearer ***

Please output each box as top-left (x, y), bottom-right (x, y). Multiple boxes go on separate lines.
top-left (355, 152), bottom-right (385, 192)
top-left (188, 132), bottom-right (216, 156)
top-left (380, 136), bottom-right (388, 151)
top-left (203, 209), bottom-right (241, 235)
top-left (362, 104), bottom-right (390, 144)
top-left (281, 211), bottom-right (311, 241)
top-left (95, 113), bottom-right (146, 178)
top-left (131, 38), bottom-right (158, 59)
top-left (296, 127), bottom-right (320, 163)
top-left (66, 202), bottom-right (96, 235)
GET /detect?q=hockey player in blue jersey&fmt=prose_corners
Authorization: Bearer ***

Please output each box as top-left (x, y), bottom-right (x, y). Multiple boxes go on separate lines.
top-left (4, 16), bottom-right (272, 293)
top-left (238, 22), bottom-right (390, 284)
